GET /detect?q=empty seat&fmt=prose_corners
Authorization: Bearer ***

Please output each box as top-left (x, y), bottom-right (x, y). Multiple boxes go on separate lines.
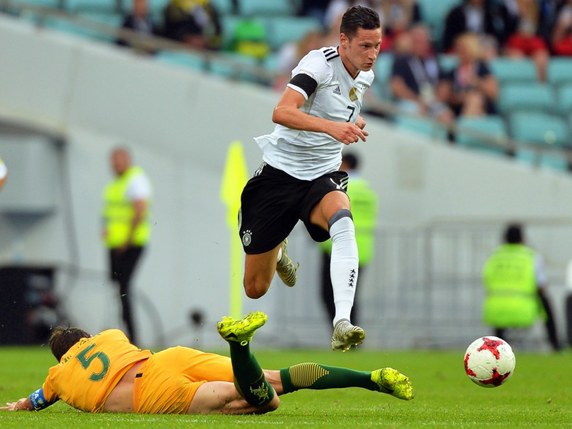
top-left (42, 15), bottom-right (116, 42)
top-left (64, 0), bottom-right (119, 12)
top-left (417, 0), bottom-right (460, 43)
top-left (490, 57), bottom-right (538, 84)
top-left (155, 49), bottom-right (207, 72)
top-left (210, 0), bottom-right (235, 15)
top-left (208, 52), bottom-right (260, 82)
top-left (265, 16), bottom-right (321, 51)
top-left (498, 83), bottom-right (555, 115)
top-left (516, 149), bottom-right (570, 172)
top-left (371, 53), bottom-right (394, 100)
top-left (510, 112), bottom-right (569, 147)
top-left (547, 57), bottom-right (572, 88)
top-left (438, 54), bottom-right (458, 73)
top-left (455, 115), bottom-right (510, 155)
top-left (557, 83), bottom-right (572, 115)
top-left (394, 114), bottom-right (448, 141)
top-left (238, 0), bottom-right (294, 17)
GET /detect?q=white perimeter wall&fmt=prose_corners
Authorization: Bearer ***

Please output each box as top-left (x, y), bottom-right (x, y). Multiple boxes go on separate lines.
top-left (1, 15), bottom-right (571, 348)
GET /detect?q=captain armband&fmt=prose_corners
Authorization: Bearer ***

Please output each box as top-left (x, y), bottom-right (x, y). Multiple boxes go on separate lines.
top-left (288, 73), bottom-right (318, 98)
top-left (29, 388), bottom-right (55, 411)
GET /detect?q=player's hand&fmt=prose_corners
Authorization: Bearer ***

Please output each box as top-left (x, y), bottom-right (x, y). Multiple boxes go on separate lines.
top-left (329, 122), bottom-right (368, 145)
top-left (356, 116), bottom-right (366, 130)
top-left (0, 399), bottom-right (27, 411)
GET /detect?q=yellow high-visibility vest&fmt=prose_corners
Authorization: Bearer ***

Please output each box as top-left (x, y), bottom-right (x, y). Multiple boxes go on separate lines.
top-left (482, 244), bottom-right (540, 328)
top-left (102, 166), bottom-right (151, 248)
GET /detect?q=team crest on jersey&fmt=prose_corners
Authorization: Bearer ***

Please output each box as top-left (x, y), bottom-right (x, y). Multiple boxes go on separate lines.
top-left (349, 87), bottom-right (358, 102)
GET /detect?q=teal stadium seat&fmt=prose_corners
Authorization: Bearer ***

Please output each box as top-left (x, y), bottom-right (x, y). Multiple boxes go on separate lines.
top-left (265, 16), bottom-right (321, 51)
top-left (371, 53), bottom-right (393, 100)
top-left (557, 83), bottom-right (572, 115)
top-left (455, 115), bottom-right (510, 156)
top-left (42, 13), bottom-right (120, 42)
top-left (516, 149), bottom-right (570, 172)
top-left (511, 112), bottom-right (570, 172)
top-left (155, 50), bottom-right (207, 72)
top-left (498, 83), bottom-right (555, 115)
top-left (238, 0), bottom-right (294, 16)
top-left (510, 112), bottom-right (569, 147)
top-left (438, 54), bottom-right (458, 73)
top-left (208, 52), bottom-right (260, 82)
top-left (64, 0), bottom-right (119, 12)
top-left (220, 15), bottom-right (242, 50)
top-left (490, 57), bottom-right (537, 84)
top-left (146, 0), bottom-right (169, 18)
top-left (395, 114), bottom-right (448, 141)
top-left (417, 0), bottom-right (460, 43)
top-left (547, 57), bottom-right (572, 88)
top-left (15, 0), bottom-right (60, 7)
top-left (211, 0), bottom-right (235, 15)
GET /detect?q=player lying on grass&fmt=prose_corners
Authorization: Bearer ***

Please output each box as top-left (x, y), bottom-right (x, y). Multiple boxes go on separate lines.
top-left (1, 311), bottom-right (413, 414)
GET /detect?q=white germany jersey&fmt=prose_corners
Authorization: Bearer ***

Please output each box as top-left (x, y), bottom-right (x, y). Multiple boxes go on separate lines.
top-left (254, 46), bottom-right (375, 181)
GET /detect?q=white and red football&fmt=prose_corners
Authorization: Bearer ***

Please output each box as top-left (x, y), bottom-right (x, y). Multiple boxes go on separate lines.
top-left (464, 336), bottom-right (516, 388)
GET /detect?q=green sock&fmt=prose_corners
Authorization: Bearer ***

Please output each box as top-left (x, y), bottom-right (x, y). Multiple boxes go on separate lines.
top-left (228, 341), bottom-right (275, 406)
top-left (280, 362), bottom-right (378, 394)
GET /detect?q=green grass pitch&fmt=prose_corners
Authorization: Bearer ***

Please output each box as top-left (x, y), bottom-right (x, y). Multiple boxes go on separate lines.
top-left (0, 346), bottom-right (570, 428)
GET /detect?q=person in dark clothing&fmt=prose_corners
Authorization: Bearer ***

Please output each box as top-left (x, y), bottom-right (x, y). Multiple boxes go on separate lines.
top-left (441, 0), bottom-right (514, 53)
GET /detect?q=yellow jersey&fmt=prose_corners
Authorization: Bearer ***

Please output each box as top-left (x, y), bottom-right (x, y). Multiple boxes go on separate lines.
top-left (42, 329), bottom-right (152, 412)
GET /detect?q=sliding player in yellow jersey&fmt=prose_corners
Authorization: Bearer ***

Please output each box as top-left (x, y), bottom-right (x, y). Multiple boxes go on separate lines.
top-left (1, 312), bottom-right (413, 414)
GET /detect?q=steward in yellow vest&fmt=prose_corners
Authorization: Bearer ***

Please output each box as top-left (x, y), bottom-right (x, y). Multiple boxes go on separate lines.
top-left (482, 223), bottom-right (561, 350)
top-left (483, 243), bottom-right (540, 328)
top-left (103, 165), bottom-right (151, 248)
top-left (102, 148), bottom-right (152, 345)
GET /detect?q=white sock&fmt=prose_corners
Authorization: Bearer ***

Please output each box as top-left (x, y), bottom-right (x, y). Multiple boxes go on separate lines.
top-left (276, 247), bottom-right (282, 262)
top-left (329, 215), bottom-right (359, 327)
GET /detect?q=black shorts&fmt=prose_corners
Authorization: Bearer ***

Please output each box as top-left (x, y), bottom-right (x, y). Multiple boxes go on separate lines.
top-left (239, 163), bottom-right (348, 254)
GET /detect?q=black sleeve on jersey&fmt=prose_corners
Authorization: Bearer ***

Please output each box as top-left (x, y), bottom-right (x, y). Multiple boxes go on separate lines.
top-left (289, 73), bottom-right (318, 98)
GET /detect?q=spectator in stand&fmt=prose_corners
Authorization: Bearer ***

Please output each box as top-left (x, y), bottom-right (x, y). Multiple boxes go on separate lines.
top-left (389, 25), bottom-right (454, 125)
top-left (380, 0), bottom-right (422, 51)
top-left (552, 0), bottom-right (572, 56)
top-left (503, 0), bottom-right (549, 81)
top-left (442, 33), bottom-right (499, 117)
top-left (299, 0), bottom-right (332, 26)
top-left (230, 17), bottom-right (270, 61)
top-left (441, 0), bottom-right (514, 53)
top-left (537, 0), bottom-right (560, 47)
top-left (162, 0), bottom-right (222, 50)
top-left (116, 0), bottom-right (158, 54)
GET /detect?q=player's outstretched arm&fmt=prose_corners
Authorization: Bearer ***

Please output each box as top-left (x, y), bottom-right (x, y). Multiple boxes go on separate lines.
top-left (0, 387), bottom-right (56, 412)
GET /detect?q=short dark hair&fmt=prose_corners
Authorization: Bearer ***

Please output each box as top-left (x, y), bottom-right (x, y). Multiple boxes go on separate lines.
top-left (49, 326), bottom-right (91, 361)
top-left (342, 152), bottom-right (360, 170)
top-left (504, 223), bottom-right (523, 244)
top-left (340, 5), bottom-right (381, 39)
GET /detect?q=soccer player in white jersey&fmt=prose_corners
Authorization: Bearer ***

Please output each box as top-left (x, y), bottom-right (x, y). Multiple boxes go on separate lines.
top-left (239, 6), bottom-right (382, 351)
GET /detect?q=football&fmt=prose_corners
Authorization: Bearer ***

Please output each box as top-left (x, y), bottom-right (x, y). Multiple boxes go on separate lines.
top-left (464, 336), bottom-right (516, 387)
top-left (0, 157), bottom-right (7, 190)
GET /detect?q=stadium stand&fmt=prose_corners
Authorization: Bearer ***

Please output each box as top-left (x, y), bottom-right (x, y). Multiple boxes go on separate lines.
top-left (3, 0), bottom-right (572, 176)
top-left (498, 83), bottom-right (555, 115)
top-left (547, 57), bottom-right (572, 89)
top-left (455, 115), bottom-right (510, 157)
top-left (490, 57), bottom-right (538, 85)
